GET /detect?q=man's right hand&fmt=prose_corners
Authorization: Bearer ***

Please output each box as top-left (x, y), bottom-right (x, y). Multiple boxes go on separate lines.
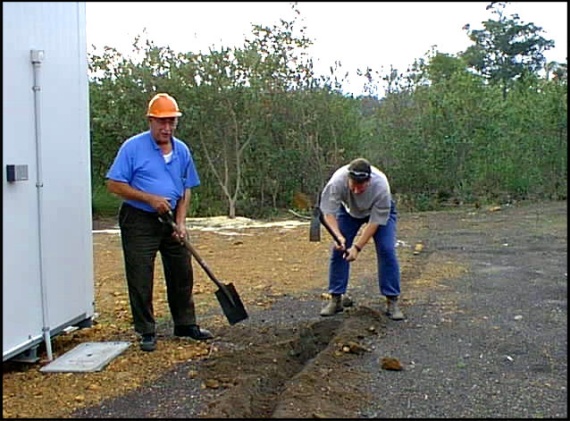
top-left (333, 235), bottom-right (346, 251)
top-left (148, 195), bottom-right (171, 214)
top-left (106, 181), bottom-right (171, 214)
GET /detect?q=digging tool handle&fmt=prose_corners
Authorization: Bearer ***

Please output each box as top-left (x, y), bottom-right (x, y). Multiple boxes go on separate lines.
top-left (317, 208), bottom-right (343, 247)
top-left (159, 212), bottom-right (225, 290)
top-left (158, 211), bottom-right (248, 325)
top-left (180, 236), bottom-right (226, 290)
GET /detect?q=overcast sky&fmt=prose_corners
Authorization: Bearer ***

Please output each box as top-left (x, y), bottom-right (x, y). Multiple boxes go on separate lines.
top-left (86, 2), bottom-right (568, 95)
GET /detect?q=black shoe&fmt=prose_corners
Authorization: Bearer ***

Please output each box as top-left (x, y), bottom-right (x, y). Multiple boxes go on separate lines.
top-left (140, 334), bottom-right (157, 352)
top-left (174, 324), bottom-right (214, 340)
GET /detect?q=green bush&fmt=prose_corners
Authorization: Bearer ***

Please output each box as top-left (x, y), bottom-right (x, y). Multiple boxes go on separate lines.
top-left (92, 184), bottom-right (121, 218)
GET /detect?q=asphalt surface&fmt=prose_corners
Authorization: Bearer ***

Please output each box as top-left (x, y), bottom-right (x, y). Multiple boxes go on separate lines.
top-left (356, 201), bottom-right (567, 418)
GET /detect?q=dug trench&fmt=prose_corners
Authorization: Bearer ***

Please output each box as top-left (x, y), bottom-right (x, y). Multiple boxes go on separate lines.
top-left (189, 248), bottom-right (431, 419)
top-left (196, 305), bottom-right (385, 418)
top-left (73, 299), bottom-right (396, 419)
top-left (178, 216), bottom-right (431, 419)
top-left (70, 237), bottom-right (430, 419)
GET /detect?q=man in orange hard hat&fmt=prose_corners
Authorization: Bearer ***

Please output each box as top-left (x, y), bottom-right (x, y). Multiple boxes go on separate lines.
top-left (106, 93), bottom-right (214, 352)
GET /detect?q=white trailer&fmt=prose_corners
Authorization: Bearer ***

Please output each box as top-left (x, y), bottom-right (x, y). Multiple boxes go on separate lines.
top-left (3, 2), bottom-right (94, 362)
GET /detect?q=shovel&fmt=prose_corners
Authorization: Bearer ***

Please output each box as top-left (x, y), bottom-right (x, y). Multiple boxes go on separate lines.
top-left (159, 211), bottom-right (249, 325)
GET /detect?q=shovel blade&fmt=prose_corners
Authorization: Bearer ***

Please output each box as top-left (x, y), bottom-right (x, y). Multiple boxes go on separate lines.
top-left (215, 282), bottom-right (249, 325)
top-left (309, 206), bottom-right (321, 242)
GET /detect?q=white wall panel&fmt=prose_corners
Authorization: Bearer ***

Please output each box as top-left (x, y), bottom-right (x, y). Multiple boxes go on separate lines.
top-left (3, 2), bottom-right (94, 360)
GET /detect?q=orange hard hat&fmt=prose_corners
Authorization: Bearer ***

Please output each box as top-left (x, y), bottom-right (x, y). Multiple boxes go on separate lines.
top-left (146, 93), bottom-right (182, 118)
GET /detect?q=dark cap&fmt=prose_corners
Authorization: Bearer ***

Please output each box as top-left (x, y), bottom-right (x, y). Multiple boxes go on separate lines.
top-left (347, 158), bottom-right (371, 182)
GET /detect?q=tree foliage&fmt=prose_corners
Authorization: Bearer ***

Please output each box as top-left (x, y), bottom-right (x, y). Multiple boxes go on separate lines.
top-left (89, 2), bottom-right (566, 217)
top-left (460, 1), bottom-right (555, 99)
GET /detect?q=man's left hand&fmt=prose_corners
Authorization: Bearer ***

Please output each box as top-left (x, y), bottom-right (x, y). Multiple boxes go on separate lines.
top-left (344, 246), bottom-right (359, 262)
top-left (173, 222), bottom-right (187, 242)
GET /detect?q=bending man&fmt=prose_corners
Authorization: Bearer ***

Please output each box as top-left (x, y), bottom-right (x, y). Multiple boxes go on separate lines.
top-left (319, 157), bottom-right (404, 320)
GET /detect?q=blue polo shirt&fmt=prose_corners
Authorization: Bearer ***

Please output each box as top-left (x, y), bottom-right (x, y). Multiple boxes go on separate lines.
top-left (106, 131), bottom-right (200, 213)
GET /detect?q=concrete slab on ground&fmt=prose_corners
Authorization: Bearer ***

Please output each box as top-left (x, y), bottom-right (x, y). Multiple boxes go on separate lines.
top-left (40, 341), bottom-right (131, 373)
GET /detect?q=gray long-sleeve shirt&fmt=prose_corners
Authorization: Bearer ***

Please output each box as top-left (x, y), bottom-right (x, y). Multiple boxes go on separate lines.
top-left (320, 164), bottom-right (392, 226)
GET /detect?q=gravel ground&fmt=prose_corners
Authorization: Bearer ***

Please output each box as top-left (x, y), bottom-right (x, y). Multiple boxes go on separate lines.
top-left (72, 201), bottom-right (567, 418)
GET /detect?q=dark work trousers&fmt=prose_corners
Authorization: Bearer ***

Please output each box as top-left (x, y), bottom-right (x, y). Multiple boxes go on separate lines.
top-left (328, 199), bottom-right (401, 298)
top-left (118, 203), bottom-right (196, 336)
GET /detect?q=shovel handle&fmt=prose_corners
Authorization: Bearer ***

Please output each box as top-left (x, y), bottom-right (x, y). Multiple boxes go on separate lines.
top-left (158, 211), bottom-right (225, 290)
top-left (317, 207), bottom-right (351, 259)
top-left (316, 207), bottom-right (343, 247)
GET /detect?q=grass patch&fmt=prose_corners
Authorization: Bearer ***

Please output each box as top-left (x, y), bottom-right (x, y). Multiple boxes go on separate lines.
top-left (92, 184), bottom-right (121, 218)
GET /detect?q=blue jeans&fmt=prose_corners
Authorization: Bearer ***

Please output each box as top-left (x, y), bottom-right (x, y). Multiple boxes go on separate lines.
top-left (327, 200), bottom-right (400, 297)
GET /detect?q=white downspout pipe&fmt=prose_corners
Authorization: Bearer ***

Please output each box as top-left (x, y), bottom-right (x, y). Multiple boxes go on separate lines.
top-left (31, 49), bottom-right (53, 362)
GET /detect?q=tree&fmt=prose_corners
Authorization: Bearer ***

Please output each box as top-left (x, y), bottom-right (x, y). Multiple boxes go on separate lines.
top-left (545, 61), bottom-right (568, 83)
top-left (191, 3), bottom-right (316, 218)
top-left (460, 1), bottom-right (555, 99)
